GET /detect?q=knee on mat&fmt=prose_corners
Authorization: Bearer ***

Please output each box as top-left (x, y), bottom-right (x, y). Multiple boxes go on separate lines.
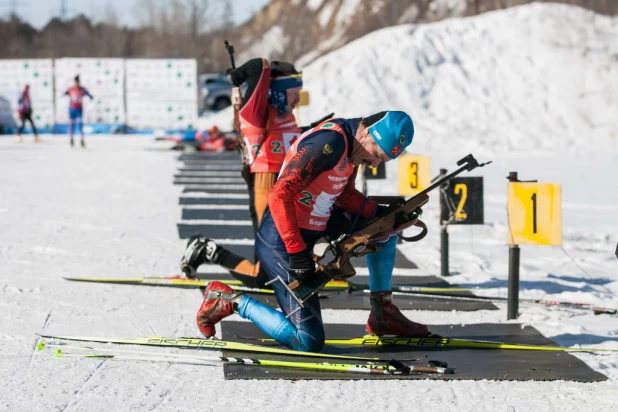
top-left (293, 335), bottom-right (324, 353)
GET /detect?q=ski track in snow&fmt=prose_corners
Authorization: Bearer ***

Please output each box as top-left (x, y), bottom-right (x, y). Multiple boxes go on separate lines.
top-left (2, 4), bottom-right (618, 411)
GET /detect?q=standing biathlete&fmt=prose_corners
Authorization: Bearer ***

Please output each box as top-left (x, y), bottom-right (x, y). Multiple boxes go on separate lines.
top-left (179, 58), bottom-right (312, 288)
top-left (16, 85), bottom-right (41, 143)
top-left (64, 76), bottom-right (93, 148)
top-left (232, 57), bottom-right (303, 232)
top-left (195, 111), bottom-right (430, 352)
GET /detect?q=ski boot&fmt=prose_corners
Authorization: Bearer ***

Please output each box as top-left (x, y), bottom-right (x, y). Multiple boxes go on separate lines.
top-left (196, 281), bottom-right (243, 337)
top-left (366, 291), bottom-right (429, 336)
top-left (80, 139), bottom-right (86, 148)
top-left (179, 236), bottom-right (222, 278)
top-left (70, 137), bottom-right (74, 147)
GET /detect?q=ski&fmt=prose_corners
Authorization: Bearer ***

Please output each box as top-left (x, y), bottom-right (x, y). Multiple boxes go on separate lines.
top-left (348, 285), bottom-right (618, 315)
top-left (252, 335), bottom-right (618, 353)
top-left (64, 276), bottom-right (275, 294)
top-left (64, 276), bottom-right (246, 287)
top-left (347, 282), bottom-right (474, 294)
top-left (37, 333), bottom-right (393, 362)
top-left (64, 276), bottom-right (348, 291)
top-left (40, 343), bottom-right (452, 375)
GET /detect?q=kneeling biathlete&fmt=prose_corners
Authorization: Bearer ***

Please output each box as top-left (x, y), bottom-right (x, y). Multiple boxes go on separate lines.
top-left (195, 111), bottom-right (430, 352)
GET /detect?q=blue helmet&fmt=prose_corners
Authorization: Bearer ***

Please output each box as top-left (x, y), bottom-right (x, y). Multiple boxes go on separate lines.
top-left (366, 111), bottom-right (414, 159)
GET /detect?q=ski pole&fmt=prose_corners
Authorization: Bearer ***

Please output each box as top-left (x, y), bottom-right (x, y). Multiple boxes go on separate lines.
top-left (351, 287), bottom-right (617, 315)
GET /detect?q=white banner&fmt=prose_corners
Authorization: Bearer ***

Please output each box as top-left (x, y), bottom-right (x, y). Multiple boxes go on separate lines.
top-left (126, 59), bottom-right (198, 130)
top-left (54, 58), bottom-right (125, 124)
top-left (0, 59), bottom-right (54, 129)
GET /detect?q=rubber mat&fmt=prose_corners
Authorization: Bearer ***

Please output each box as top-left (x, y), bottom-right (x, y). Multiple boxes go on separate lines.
top-left (181, 160), bottom-right (240, 167)
top-left (174, 172), bottom-right (242, 178)
top-left (182, 208), bottom-right (252, 221)
top-left (220, 321), bottom-right (607, 381)
top-left (194, 273), bottom-right (497, 311)
top-left (174, 178), bottom-right (245, 185)
top-left (179, 197), bottom-right (249, 206)
top-left (182, 186), bottom-right (248, 193)
top-left (178, 153), bottom-right (240, 161)
top-left (178, 223), bottom-right (254, 239)
top-left (179, 166), bottom-right (242, 172)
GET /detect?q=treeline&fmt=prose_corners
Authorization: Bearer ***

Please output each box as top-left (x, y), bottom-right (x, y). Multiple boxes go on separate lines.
top-left (0, 0), bottom-right (237, 73)
top-left (0, 0), bottom-right (615, 74)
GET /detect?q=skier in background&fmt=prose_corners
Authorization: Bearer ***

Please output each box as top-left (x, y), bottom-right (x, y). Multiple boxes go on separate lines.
top-left (192, 110), bottom-right (432, 352)
top-left (229, 57), bottom-right (303, 233)
top-left (64, 76), bottom-right (93, 147)
top-left (16, 85), bottom-right (41, 143)
top-left (179, 57), bottom-right (330, 288)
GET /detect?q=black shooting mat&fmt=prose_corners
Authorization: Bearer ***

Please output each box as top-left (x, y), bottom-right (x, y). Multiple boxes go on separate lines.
top-left (194, 273), bottom-right (497, 311)
top-left (219, 321), bottom-right (607, 381)
top-left (179, 165), bottom-right (242, 172)
top-left (178, 153), bottom-right (240, 161)
top-left (181, 160), bottom-right (241, 168)
top-left (174, 177), bottom-right (245, 185)
top-left (179, 197), bottom-right (249, 206)
top-left (182, 208), bottom-right (252, 221)
top-left (177, 223), bottom-right (254, 239)
top-left (174, 171), bottom-right (242, 178)
top-left (182, 186), bottom-right (248, 193)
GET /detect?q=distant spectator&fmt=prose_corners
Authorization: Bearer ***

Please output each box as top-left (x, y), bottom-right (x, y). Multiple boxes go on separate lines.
top-left (16, 85), bottom-right (41, 143)
top-left (64, 75), bottom-right (93, 148)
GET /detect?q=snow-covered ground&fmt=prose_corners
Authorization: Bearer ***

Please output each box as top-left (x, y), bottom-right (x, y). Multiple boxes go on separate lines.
top-left (2, 3), bottom-right (618, 411)
top-left (1, 135), bottom-right (616, 411)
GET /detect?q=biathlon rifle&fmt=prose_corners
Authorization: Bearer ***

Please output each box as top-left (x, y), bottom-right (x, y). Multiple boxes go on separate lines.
top-left (224, 40), bottom-right (246, 158)
top-left (271, 154), bottom-right (492, 317)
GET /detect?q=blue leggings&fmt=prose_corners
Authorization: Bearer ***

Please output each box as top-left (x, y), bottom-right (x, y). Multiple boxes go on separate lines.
top-left (68, 108), bottom-right (83, 136)
top-left (236, 212), bottom-right (397, 352)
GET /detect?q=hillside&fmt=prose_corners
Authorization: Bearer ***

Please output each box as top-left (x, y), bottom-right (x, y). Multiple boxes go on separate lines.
top-left (203, 4), bottom-right (617, 154)
top-left (232, 0), bottom-right (618, 68)
top-left (293, 3), bottom-right (618, 153)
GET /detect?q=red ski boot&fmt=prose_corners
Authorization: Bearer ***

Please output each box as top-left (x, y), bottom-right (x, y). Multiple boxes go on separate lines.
top-left (366, 291), bottom-right (430, 336)
top-left (196, 281), bottom-right (243, 337)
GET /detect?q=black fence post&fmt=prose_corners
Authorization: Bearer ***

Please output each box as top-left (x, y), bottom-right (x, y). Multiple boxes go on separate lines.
top-left (507, 171), bottom-right (520, 320)
top-left (441, 226), bottom-right (449, 277)
top-left (439, 168), bottom-right (449, 277)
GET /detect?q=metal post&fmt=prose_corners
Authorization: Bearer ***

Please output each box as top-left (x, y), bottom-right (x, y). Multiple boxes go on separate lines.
top-left (507, 171), bottom-right (519, 320)
top-left (439, 168), bottom-right (449, 277)
top-left (507, 245), bottom-right (520, 319)
top-left (441, 225), bottom-right (449, 277)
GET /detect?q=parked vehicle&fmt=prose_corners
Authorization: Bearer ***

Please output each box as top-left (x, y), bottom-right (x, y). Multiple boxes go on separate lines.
top-left (198, 73), bottom-right (232, 112)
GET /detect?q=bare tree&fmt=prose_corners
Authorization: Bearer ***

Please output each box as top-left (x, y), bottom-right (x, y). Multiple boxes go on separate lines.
top-left (221, 0), bottom-right (234, 29)
top-left (186, 0), bottom-right (209, 40)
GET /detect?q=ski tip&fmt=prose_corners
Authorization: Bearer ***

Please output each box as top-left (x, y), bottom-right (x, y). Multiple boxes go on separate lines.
top-left (36, 342), bottom-right (46, 351)
top-left (63, 277), bottom-right (84, 282)
top-left (54, 349), bottom-right (63, 358)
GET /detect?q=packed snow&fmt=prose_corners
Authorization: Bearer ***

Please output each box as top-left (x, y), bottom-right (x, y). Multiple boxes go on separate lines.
top-left (2, 3), bottom-right (618, 411)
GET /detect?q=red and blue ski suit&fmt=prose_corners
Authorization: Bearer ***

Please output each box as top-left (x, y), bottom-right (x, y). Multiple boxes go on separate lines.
top-left (235, 118), bottom-right (398, 352)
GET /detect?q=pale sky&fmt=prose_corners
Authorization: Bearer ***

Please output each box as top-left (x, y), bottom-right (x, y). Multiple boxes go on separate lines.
top-left (1, 0), bottom-right (272, 29)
